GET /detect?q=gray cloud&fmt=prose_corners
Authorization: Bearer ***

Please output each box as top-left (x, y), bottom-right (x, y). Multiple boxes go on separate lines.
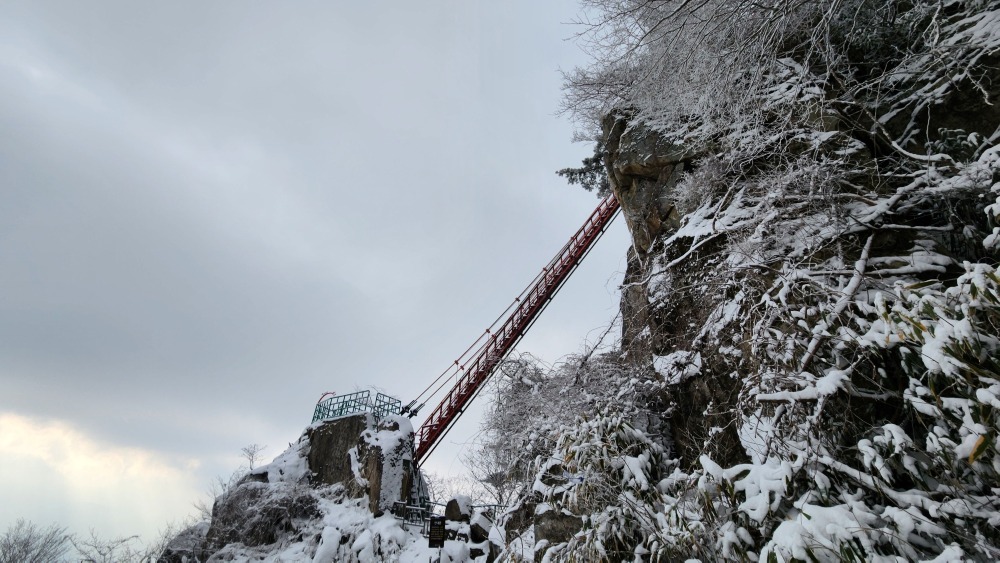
top-left (0, 0), bottom-right (629, 534)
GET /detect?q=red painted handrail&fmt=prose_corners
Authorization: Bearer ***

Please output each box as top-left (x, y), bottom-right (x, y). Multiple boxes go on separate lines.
top-left (414, 193), bottom-right (620, 464)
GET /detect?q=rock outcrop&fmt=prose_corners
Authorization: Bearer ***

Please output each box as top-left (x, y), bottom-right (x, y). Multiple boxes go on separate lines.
top-left (353, 416), bottom-right (416, 516)
top-left (604, 102), bottom-right (1000, 470)
top-left (602, 113), bottom-right (694, 363)
top-left (306, 413), bottom-right (371, 486)
top-left (158, 414), bottom-right (417, 562)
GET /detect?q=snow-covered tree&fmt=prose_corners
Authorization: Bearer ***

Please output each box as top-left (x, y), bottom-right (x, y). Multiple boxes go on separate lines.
top-left (0, 520), bottom-right (70, 563)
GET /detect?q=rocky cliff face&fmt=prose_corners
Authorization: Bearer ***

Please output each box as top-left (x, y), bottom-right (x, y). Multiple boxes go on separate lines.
top-left (602, 112), bottom-right (689, 363)
top-left (605, 99), bottom-right (1000, 471)
top-left (507, 4), bottom-right (1000, 555)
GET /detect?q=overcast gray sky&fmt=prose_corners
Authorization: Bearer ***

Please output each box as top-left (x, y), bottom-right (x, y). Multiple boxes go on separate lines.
top-left (0, 0), bottom-right (629, 540)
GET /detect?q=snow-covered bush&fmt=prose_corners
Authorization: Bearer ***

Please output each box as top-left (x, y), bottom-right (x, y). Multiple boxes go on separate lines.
top-left (565, 0), bottom-right (1000, 156)
top-left (532, 400), bottom-right (674, 561)
top-left (468, 354), bottom-right (640, 507)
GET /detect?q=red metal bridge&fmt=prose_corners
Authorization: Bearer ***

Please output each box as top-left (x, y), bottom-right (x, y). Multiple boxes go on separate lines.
top-left (408, 193), bottom-right (620, 464)
top-left (310, 193), bottom-right (620, 465)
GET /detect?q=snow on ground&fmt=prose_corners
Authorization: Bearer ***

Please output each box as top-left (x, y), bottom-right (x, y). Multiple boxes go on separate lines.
top-left (208, 492), bottom-right (460, 562)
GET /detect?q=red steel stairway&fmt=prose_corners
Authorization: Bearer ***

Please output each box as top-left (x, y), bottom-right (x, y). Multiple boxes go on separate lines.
top-left (410, 193), bottom-right (620, 464)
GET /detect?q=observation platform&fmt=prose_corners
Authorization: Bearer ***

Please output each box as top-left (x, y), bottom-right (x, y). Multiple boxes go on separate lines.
top-left (311, 390), bottom-right (402, 423)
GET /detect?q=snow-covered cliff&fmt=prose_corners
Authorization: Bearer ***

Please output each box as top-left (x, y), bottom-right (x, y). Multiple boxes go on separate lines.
top-left (496, 0), bottom-right (1000, 560)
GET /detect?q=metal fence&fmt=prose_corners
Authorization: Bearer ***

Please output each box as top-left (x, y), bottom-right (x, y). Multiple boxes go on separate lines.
top-left (312, 390), bottom-right (402, 423)
top-left (391, 500), bottom-right (508, 535)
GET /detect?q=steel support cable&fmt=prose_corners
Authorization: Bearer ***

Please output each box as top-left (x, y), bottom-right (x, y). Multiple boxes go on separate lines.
top-left (413, 197), bottom-right (619, 445)
top-left (414, 197), bottom-right (619, 445)
top-left (420, 269), bottom-right (552, 407)
top-left (410, 256), bottom-right (559, 406)
top-left (414, 194), bottom-right (620, 464)
top-left (409, 199), bottom-right (614, 406)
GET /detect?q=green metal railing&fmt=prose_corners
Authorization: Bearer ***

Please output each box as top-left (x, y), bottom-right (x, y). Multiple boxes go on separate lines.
top-left (372, 392), bottom-right (403, 418)
top-left (311, 390), bottom-right (402, 423)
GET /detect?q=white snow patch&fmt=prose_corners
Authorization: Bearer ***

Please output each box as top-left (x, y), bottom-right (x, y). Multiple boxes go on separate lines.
top-left (652, 351), bottom-right (702, 384)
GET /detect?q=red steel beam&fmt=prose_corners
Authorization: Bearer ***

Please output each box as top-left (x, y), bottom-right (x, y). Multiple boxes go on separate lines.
top-left (414, 193), bottom-right (620, 464)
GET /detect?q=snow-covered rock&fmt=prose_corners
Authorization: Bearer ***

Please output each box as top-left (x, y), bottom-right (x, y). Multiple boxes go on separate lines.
top-left (159, 414), bottom-right (423, 562)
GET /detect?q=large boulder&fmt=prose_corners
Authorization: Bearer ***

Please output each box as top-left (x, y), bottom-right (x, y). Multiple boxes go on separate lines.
top-left (502, 496), bottom-right (537, 544)
top-left (469, 510), bottom-right (491, 543)
top-left (306, 413), bottom-right (371, 486)
top-left (444, 494), bottom-right (473, 523)
top-left (602, 112), bottom-right (688, 258)
top-left (157, 522), bottom-right (209, 563)
top-left (534, 509), bottom-right (582, 547)
top-left (352, 415), bottom-right (415, 516)
top-left (303, 413), bottom-right (416, 515)
top-left (204, 480), bottom-right (320, 551)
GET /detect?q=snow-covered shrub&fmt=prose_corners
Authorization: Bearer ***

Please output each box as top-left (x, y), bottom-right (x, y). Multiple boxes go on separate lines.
top-left (469, 354), bottom-right (643, 508)
top-left (533, 403), bottom-right (674, 561)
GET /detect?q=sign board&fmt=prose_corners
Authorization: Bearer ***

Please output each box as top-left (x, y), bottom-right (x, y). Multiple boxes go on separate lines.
top-left (427, 515), bottom-right (446, 548)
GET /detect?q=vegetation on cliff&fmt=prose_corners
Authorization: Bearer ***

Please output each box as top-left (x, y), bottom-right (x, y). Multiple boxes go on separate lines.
top-left (489, 0), bottom-right (1000, 560)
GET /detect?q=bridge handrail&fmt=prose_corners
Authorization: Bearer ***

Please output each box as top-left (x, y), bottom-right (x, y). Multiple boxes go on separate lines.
top-left (413, 193), bottom-right (620, 463)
